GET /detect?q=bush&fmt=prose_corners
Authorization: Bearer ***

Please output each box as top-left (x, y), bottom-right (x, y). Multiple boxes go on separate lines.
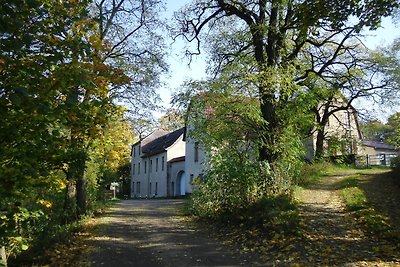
top-left (188, 153), bottom-right (276, 221)
top-left (297, 162), bottom-right (333, 186)
top-left (390, 156), bottom-right (400, 173)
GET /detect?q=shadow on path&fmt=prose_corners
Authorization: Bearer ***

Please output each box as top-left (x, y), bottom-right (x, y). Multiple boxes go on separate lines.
top-left (280, 170), bottom-right (400, 266)
top-left (86, 199), bottom-right (254, 267)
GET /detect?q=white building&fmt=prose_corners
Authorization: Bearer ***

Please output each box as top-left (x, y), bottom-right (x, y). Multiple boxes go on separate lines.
top-left (130, 128), bottom-right (186, 198)
top-left (305, 99), bottom-right (363, 160)
top-left (360, 140), bottom-right (398, 166)
top-left (183, 127), bottom-right (206, 194)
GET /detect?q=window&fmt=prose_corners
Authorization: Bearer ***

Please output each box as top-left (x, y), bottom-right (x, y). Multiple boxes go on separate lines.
top-left (156, 158), bottom-right (159, 172)
top-left (138, 162), bottom-right (140, 174)
top-left (144, 161), bottom-right (147, 174)
top-left (155, 182), bottom-right (158, 195)
top-left (194, 142), bottom-right (199, 162)
top-left (136, 182), bottom-right (140, 194)
top-left (138, 145), bottom-right (141, 155)
top-left (132, 164), bottom-right (135, 175)
top-left (132, 182), bottom-right (134, 193)
top-left (149, 182), bottom-right (152, 195)
top-left (133, 147), bottom-right (136, 157)
top-left (150, 160), bottom-right (152, 173)
top-left (161, 156), bottom-right (165, 171)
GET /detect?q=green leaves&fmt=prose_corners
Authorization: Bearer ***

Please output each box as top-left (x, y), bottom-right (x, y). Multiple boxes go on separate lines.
top-left (0, 0), bottom-right (134, 262)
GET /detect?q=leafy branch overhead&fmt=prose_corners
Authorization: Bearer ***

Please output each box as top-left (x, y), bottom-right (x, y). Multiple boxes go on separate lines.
top-left (173, 0), bottom-right (398, 163)
top-left (0, 0), bottom-right (153, 264)
top-left (93, 0), bottom-right (168, 120)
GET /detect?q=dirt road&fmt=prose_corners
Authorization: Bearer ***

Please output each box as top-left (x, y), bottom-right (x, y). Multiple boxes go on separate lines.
top-left (73, 170), bottom-right (399, 267)
top-left (86, 199), bottom-right (254, 267)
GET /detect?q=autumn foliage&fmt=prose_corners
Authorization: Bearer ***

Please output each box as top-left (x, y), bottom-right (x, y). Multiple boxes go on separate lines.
top-left (0, 0), bottom-right (134, 264)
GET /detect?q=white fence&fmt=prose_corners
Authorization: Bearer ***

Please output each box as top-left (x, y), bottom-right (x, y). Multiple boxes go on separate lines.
top-left (355, 154), bottom-right (398, 167)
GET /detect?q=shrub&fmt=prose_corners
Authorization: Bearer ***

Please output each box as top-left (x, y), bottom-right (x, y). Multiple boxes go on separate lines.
top-left (390, 156), bottom-right (400, 173)
top-left (341, 187), bottom-right (367, 211)
top-left (297, 161), bottom-right (333, 186)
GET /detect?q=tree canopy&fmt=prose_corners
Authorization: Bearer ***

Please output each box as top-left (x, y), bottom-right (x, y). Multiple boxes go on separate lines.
top-left (0, 0), bottom-right (160, 264)
top-left (173, 0), bottom-right (398, 163)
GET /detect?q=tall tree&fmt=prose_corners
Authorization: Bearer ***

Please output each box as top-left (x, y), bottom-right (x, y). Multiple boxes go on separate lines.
top-left (0, 0), bottom-right (125, 261)
top-left (92, 0), bottom-right (168, 120)
top-left (173, 0), bottom-right (398, 164)
top-left (385, 112), bottom-right (400, 146)
top-left (0, 0), bottom-right (128, 220)
top-left (158, 109), bottom-right (185, 131)
top-left (360, 119), bottom-right (390, 142)
top-left (304, 46), bottom-right (394, 159)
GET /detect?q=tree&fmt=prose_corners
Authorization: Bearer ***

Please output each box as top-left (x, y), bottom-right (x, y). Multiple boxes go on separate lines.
top-left (86, 110), bottom-right (135, 204)
top-left (0, 0), bottom-right (130, 261)
top-left (131, 116), bottom-right (157, 139)
top-left (359, 112), bottom-right (400, 146)
top-left (92, 0), bottom-right (168, 120)
top-left (385, 112), bottom-right (400, 146)
top-left (158, 109), bottom-right (185, 131)
top-left (360, 119), bottom-right (389, 142)
top-left (173, 0), bottom-right (398, 165)
top-left (304, 46), bottom-right (395, 160)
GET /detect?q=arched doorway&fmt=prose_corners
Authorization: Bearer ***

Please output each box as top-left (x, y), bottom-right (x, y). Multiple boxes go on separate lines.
top-left (177, 171), bottom-right (185, 196)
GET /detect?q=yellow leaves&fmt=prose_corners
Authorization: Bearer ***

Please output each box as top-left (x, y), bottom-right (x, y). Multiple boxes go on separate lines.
top-left (88, 34), bottom-right (103, 51)
top-left (58, 179), bottom-right (67, 190)
top-left (37, 199), bottom-right (53, 209)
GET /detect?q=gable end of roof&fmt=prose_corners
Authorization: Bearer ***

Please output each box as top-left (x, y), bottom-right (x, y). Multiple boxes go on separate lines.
top-left (141, 127), bottom-right (185, 157)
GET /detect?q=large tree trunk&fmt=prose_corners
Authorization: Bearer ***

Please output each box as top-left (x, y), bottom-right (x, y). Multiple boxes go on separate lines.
top-left (314, 127), bottom-right (325, 161)
top-left (259, 93), bottom-right (279, 163)
top-left (67, 87), bottom-right (87, 218)
top-left (69, 146), bottom-right (87, 217)
top-left (257, 0), bottom-right (281, 163)
top-left (66, 156), bottom-right (87, 218)
top-left (1, 246), bottom-right (7, 267)
top-left (62, 179), bottom-right (73, 223)
top-left (76, 171), bottom-right (86, 217)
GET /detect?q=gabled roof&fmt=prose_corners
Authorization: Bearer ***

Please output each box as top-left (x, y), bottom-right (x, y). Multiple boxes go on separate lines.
top-left (132, 129), bottom-right (169, 147)
top-left (141, 127), bottom-right (185, 157)
top-left (362, 140), bottom-right (397, 151)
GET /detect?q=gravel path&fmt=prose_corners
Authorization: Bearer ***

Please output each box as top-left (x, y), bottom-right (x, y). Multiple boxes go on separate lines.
top-left (86, 199), bottom-right (254, 267)
top-left (282, 171), bottom-right (400, 266)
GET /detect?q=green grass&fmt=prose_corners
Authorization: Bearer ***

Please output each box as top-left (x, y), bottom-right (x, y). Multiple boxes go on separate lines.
top-left (339, 175), bottom-right (394, 238)
top-left (300, 165), bottom-right (395, 238)
top-left (341, 187), bottom-right (367, 210)
top-left (338, 174), bottom-right (360, 188)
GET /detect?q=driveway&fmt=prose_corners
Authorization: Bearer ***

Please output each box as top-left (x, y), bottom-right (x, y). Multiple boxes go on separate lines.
top-left (86, 199), bottom-right (254, 267)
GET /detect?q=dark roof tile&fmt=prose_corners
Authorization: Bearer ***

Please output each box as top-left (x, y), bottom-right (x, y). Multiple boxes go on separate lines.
top-left (141, 127), bottom-right (185, 157)
top-left (362, 140), bottom-right (397, 150)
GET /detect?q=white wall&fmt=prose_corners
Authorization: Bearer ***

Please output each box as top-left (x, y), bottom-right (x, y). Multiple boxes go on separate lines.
top-left (131, 150), bottom-right (170, 198)
top-left (311, 105), bottom-right (362, 157)
top-left (166, 135), bottom-right (186, 161)
top-left (131, 142), bottom-right (148, 198)
top-left (131, 132), bottom-right (186, 198)
top-left (184, 134), bottom-right (206, 194)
